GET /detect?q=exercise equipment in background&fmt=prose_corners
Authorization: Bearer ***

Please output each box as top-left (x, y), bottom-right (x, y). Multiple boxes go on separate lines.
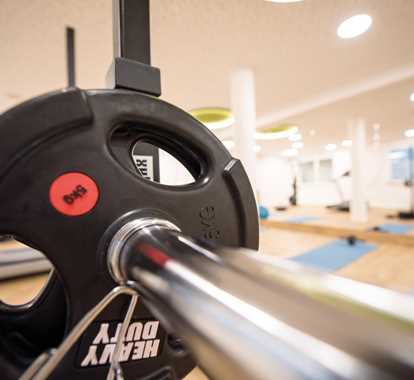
top-left (397, 147), bottom-right (414, 219)
top-left (326, 170), bottom-right (351, 212)
top-left (291, 237), bottom-right (376, 272)
top-left (371, 223), bottom-right (414, 234)
top-left (0, 246), bottom-right (51, 280)
top-left (273, 176), bottom-right (298, 212)
top-left (289, 175), bottom-right (298, 206)
top-left (259, 205), bottom-right (269, 219)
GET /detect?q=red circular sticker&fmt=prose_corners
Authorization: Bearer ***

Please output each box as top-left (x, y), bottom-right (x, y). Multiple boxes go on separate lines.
top-left (49, 172), bottom-right (99, 216)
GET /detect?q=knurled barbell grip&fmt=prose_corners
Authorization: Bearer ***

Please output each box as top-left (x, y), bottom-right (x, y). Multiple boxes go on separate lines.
top-left (108, 218), bottom-right (414, 380)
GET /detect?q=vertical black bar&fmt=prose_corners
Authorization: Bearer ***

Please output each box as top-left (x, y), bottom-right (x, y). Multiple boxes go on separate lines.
top-left (118, 0), bottom-right (151, 64)
top-left (112, 0), bottom-right (160, 182)
top-left (66, 27), bottom-right (76, 87)
top-left (410, 147), bottom-right (414, 213)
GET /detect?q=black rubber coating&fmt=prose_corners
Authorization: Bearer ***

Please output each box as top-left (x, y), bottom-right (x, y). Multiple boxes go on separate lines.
top-left (0, 88), bottom-right (259, 380)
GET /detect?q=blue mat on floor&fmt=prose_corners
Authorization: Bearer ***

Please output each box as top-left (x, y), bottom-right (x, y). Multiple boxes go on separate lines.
top-left (371, 223), bottom-right (414, 235)
top-left (291, 239), bottom-right (377, 272)
top-left (286, 216), bottom-right (320, 224)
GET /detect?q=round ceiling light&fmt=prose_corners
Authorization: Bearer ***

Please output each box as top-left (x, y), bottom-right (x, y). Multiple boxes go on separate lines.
top-left (337, 14), bottom-right (372, 39)
top-left (256, 124), bottom-right (299, 141)
top-left (190, 107), bottom-right (235, 130)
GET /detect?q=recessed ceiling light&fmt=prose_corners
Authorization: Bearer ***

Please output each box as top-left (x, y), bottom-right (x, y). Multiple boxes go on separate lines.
top-left (405, 129), bottom-right (414, 138)
top-left (342, 140), bottom-right (352, 147)
top-left (309, 129), bottom-right (316, 136)
top-left (337, 14), bottom-right (372, 39)
top-left (325, 144), bottom-right (337, 152)
top-left (292, 141), bottom-right (304, 149)
top-left (222, 140), bottom-right (235, 150)
top-left (410, 93), bottom-right (414, 102)
top-left (190, 107), bottom-right (234, 130)
top-left (288, 133), bottom-right (302, 142)
top-left (254, 145), bottom-right (262, 153)
top-left (256, 125), bottom-right (299, 141)
top-left (282, 148), bottom-right (299, 157)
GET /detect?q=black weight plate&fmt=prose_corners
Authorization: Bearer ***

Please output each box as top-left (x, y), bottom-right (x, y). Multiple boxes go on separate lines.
top-left (0, 88), bottom-right (259, 379)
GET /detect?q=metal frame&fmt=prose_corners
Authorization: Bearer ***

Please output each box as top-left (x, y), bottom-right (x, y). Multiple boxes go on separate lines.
top-left (20, 286), bottom-right (138, 380)
top-left (107, 0), bottom-right (161, 183)
top-left (114, 0), bottom-right (151, 64)
top-left (65, 27), bottom-right (76, 87)
top-left (107, 0), bottom-right (161, 96)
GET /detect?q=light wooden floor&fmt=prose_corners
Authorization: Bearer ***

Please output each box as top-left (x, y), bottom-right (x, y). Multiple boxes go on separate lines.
top-left (260, 226), bottom-right (414, 293)
top-left (260, 206), bottom-right (414, 292)
top-left (268, 205), bottom-right (414, 232)
top-left (1, 206), bottom-right (414, 379)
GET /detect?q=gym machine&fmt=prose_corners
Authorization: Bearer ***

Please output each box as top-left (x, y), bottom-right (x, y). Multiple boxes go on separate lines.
top-left (1, 1), bottom-right (414, 379)
top-left (396, 147), bottom-right (414, 220)
top-left (326, 171), bottom-right (351, 213)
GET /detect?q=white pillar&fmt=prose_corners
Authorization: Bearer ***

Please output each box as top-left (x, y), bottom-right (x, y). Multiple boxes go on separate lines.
top-left (350, 118), bottom-right (368, 222)
top-left (230, 68), bottom-right (257, 197)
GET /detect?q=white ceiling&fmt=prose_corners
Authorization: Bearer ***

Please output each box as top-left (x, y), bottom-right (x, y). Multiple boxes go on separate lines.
top-left (1, 0), bottom-right (414, 155)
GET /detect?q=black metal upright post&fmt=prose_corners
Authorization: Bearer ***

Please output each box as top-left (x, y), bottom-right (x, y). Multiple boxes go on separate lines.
top-left (108, 0), bottom-right (161, 182)
top-left (66, 27), bottom-right (76, 87)
top-left (108, 0), bottom-right (161, 96)
top-left (117, 0), bottom-right (151, 64)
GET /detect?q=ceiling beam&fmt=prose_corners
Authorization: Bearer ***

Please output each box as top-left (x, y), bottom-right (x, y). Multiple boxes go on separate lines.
top-left (256, 65), bottom-right (414, 129)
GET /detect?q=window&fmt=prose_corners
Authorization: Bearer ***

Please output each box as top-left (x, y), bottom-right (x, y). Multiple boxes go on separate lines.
top-left (319, 159), bottom-right (333, 181)
top-left (389, 147), bottom-right (413, 181)
top-left (300, 161), bottom-right (314, 183)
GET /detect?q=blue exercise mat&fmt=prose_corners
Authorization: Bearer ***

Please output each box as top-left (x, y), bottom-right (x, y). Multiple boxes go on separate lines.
top-left (371, 223), bottom-right (414, 235)
top-left (286, 216), bottom-right (320, 224)
top-left (291, 239), bottom-right (377, 272)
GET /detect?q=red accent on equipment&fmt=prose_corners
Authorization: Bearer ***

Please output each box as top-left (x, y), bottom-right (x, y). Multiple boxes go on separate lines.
top-left (140, 244), bottom-right (170, 267)
top-left (49, 172), bottom-right (99, 216)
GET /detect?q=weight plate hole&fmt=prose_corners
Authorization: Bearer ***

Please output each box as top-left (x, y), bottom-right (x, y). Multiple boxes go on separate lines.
top-left (111, 127), bottom-right (202, 186)
top-left (0, 236), bottom-right (52, 306)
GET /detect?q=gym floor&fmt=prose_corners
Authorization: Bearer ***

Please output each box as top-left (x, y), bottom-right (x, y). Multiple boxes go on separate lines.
top-left (1, 205), bottom-right (413, 380)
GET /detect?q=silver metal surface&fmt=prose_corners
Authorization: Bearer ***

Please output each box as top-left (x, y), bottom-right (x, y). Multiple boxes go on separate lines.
top-left (19, 350), bottom-right (55, 380)
top-left (107, 218), bottom-right (180, 283)
top-left (106, 292), bottom-right (139, 380)
top-left (111, 218), bottom-right (414, 380)
top-left (20, 286), bottom-right (137, 380)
